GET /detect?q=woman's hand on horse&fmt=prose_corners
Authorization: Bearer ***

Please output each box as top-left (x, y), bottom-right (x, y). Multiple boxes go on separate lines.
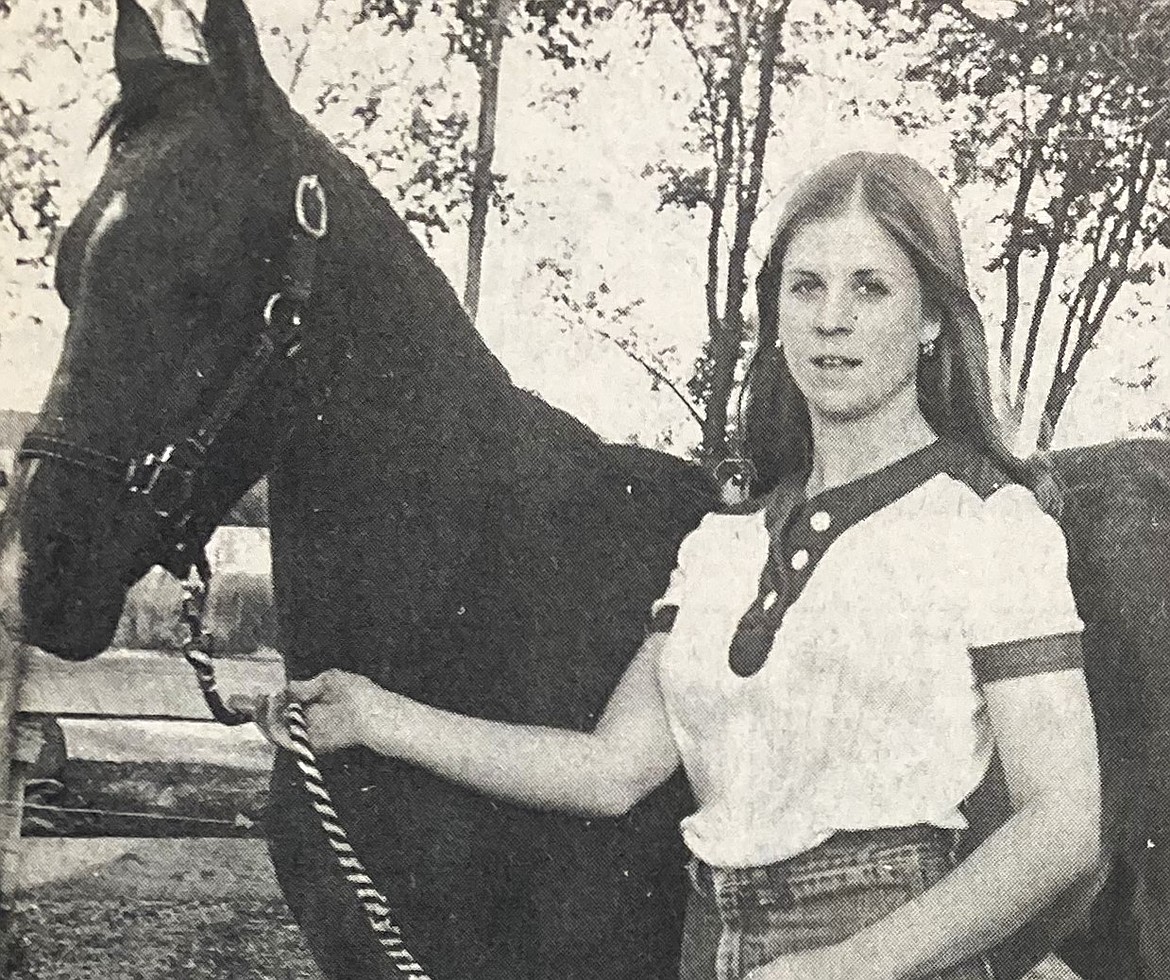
top-left (286, 669), bottom-right (393, 753)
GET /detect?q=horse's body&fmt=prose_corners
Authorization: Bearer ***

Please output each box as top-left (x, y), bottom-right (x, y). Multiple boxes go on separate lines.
top-left (1, 2), bottom-right (1169, 978)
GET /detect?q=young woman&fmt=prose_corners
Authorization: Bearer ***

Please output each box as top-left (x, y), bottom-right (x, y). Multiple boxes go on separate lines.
top-left (258, 151), bottom-right (1102, 980)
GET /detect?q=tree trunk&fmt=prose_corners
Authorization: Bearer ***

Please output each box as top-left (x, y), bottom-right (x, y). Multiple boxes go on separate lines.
top-left (706, 92), bottom-right (734, 348)
top-left (1037, 363), bottom-right (1080, 450)
top-left (463, 0), bottom-right (509, 325)
top-left (999, 97), bottom-right (1063, 380)
top-left (1013, 226), bottom-right (1064, 415)
top-left (700, 3), bottom-right (786, 460)
top-left (1037, 146), bottom-right (1156, 447)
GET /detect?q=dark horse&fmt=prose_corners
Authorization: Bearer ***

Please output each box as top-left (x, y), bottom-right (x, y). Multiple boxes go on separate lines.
top-left (2, 2), bottom-right (1170, 978)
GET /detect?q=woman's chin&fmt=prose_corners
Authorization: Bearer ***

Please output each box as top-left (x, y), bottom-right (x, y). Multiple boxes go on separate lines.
top-left (804, 393), bottom-right (876, 423)
top-left (801, 377), bottom-right (920, 426)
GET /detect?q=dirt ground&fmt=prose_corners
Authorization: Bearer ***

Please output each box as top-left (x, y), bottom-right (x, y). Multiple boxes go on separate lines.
top-left (8, 896), bottom-right (324, 980)
top-left (7, 839), bottom-right (324, 980)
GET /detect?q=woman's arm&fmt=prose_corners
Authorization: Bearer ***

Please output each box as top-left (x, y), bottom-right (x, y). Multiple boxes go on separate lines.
top-left (752, 667), bottom-right (1103, 980)
top-left (278, 632), bottom-right (682, 818)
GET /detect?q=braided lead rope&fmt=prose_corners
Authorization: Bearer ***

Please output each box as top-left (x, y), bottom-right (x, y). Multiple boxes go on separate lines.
top-left (177, 569), bottom-right (431, 977)
top-left (180, 567), bottom-right (251, 727)
top-left (282, 701), bottom-right (433, 979)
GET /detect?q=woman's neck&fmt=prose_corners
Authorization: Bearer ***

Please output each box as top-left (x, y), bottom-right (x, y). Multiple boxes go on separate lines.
top-left (806, 388), bottom-right (937, 495)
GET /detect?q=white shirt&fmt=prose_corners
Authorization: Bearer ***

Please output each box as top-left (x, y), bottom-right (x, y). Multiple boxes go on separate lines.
top-left (652, 441), bottom-right (1084, 868)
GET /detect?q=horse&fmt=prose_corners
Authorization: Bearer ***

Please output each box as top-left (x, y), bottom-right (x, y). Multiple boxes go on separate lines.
top-left (1, 1), bottom-right (1169, 978)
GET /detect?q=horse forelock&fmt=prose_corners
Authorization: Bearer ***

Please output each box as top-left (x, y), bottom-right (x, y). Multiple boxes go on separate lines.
top-left (90, 59), bottom-right (213, 153)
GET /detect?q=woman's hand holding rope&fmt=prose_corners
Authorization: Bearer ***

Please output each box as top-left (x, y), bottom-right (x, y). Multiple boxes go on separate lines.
top-left (251, 669), bottom-right (403, 755)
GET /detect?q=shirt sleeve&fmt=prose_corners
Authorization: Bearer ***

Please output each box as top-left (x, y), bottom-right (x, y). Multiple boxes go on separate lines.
top-left (967, 485), bottom-right (1084, 685)
top-left (648, 517), bottom-right (709, 633)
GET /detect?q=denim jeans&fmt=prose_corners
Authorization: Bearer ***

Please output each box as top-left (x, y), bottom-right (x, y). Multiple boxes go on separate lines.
top-left (679, 825), bottom-right (995, 980)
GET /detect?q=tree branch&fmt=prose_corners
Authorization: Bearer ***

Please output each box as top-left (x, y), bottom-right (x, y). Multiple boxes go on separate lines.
top-left (592, 326), bottom-right (706, 428)
top-left (288, 0), bottom-right (329, 95)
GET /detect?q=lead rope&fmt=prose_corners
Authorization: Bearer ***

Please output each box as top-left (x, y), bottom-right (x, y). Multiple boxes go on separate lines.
top-left (179, 563), bottom-right (433, 979)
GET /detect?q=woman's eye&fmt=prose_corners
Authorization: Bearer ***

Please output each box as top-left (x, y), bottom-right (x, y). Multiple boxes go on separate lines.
top-left (790, 279), bottom-right (821, 296)
top-left (856, 278), bottom-right (889, 297)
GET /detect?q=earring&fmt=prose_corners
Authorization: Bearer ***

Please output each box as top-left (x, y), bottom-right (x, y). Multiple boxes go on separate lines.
top-left (919, 337), bottom-right (936, 359)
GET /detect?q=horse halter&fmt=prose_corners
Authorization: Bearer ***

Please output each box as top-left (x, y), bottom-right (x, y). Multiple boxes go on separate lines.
top-left (17, 174), bottom-right (329, 578)
top-left (20, 169), bottom-right (438, 977)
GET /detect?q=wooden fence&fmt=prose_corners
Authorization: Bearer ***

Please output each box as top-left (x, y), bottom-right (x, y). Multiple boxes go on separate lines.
top-left (0, 631), bottom-right (283, 928)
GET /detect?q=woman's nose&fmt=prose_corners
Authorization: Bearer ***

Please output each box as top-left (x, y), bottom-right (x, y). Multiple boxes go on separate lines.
top-left (815, 289), bottom-right (854, 335)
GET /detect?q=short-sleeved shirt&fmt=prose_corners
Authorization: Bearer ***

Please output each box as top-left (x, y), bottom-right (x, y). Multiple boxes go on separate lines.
top-left (651, 438), bottom-right (1083, 868)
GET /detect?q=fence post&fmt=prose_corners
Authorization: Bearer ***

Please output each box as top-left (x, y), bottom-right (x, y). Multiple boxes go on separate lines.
top-left (0, 631), bottom-right (27, 966)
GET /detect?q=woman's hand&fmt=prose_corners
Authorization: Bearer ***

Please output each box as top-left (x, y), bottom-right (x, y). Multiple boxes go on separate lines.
top-left (239, 688), bottom-right (296, 753)
top-left (257, 673), bottom-right (393, 757)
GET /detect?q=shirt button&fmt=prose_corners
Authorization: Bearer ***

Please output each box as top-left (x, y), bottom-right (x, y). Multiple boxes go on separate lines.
top-left (810, 511), bottom-right (832, 532)
top-left (790, 549), bottom-right (810, 571)
top-left (762, 591), bottom-right (778, 611)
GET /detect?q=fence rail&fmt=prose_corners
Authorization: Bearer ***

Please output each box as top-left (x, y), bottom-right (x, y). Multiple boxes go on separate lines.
top-left (0, 634), bottom-right (281, 916)
top-left (18, 647), bottom-right (282, 719)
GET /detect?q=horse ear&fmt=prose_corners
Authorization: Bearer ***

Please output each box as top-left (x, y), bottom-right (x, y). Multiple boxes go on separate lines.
top-left (201, 0), bottom-right (285, 119)
top-left (114, 0), bottom-right (165, 84)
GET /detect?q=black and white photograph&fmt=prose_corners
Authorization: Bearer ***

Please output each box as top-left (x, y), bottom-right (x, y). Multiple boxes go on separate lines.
top-left (1, 0), bottom-right (1169, 977)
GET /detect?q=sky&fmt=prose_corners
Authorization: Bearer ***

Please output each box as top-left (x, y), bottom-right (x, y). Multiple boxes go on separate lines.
top-left (2, 0), bottom-right (1168, 455)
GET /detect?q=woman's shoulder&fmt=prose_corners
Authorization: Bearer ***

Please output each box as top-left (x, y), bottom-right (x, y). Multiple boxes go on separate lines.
top-left (927, 447), bottom-right (1067, 567)
top-left (977, 484), bottom-right (1068, 562)
top-left (931, 443), bottom-right (1044, 519)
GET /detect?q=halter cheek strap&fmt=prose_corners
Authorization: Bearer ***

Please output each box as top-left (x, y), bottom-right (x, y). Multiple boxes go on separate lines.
top-left (17, 174), bottom-right (328, 577)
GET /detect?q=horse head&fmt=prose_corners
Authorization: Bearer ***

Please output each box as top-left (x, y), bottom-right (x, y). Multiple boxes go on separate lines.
top-left (0, 0), bottom-right (315, 659)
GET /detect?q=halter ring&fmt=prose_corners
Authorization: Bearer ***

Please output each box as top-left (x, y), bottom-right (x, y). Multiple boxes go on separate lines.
top-left (295, 174), bottom-right (328, 239)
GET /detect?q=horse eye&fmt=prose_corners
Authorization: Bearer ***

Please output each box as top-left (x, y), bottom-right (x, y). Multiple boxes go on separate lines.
top-left (108, 128), bottom-right (140, 159)
top-left (183, 283), bottom-right (220, 313)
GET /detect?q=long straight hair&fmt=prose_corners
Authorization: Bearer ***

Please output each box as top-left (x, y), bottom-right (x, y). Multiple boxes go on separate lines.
top-left (742, 151), bottom-right (1058, 511)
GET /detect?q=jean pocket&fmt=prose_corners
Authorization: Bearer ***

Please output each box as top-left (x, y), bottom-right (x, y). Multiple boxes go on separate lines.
top-left (736, 876), bottom-right (920, 975)
top-left (784, 844), bottom-right (930, 904)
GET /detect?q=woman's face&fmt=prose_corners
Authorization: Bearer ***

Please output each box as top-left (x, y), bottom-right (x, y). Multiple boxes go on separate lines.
top-left (775, 201), bottom-right (940, 423)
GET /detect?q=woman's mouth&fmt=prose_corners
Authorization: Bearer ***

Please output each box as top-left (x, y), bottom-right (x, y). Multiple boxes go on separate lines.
top-left (810, 355), bottom-right (862, 370)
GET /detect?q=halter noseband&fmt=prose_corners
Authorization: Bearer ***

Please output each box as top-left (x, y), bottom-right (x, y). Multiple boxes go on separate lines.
top-left (17, 174), bottom-right (328, 576)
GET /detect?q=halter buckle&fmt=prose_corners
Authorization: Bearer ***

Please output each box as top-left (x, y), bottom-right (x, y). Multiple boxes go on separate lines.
top-left (126, 444), bottom-right (195, 519)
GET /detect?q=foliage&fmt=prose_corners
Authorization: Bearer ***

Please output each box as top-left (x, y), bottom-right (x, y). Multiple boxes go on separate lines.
top-left (1, 2), bottom-right (114, 280)
top-left (535, 239), bottom-right (705, 427)
top-left (360, 0), bottom-right (610, 70)
top-left (633, 0), bottom-right (806, 461)
top-left (849, 0), bottom-right (1170, 447)
top-left (358, 0), bottom-right (604, 320)
top-left (4, 0), bottom-right (1167, 452)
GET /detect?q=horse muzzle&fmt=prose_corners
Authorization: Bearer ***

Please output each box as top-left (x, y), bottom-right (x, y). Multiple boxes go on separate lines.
top-left (0, 459), bottom-right (133, 660)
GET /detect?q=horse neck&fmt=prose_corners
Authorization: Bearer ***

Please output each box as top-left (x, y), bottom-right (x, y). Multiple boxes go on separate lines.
top-left (267, 159), bottom-right (519, 625)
